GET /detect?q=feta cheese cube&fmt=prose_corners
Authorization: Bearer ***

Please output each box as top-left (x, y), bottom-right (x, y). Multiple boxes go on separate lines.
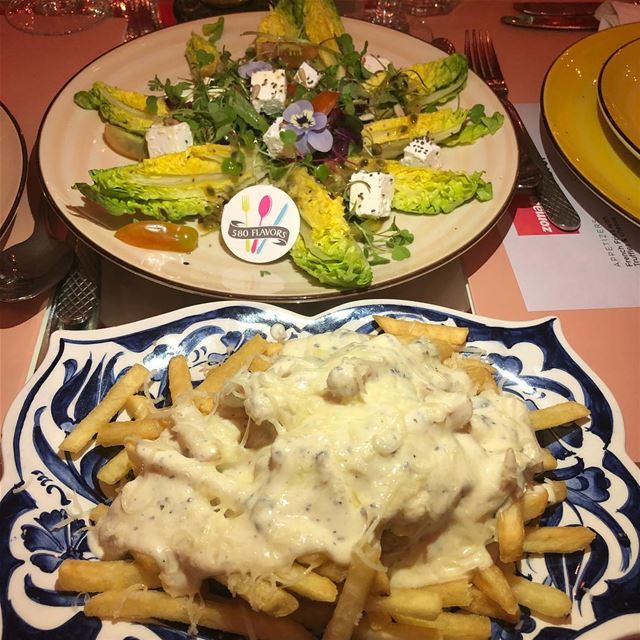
top-left (250, 69), bottom-right (286, 115)
top-left (362, 53), bottom-right (391, 74)
top-left (145, 122), bottom-right (193, 158)
top-left (263, 117), bottom-right (285, 158)
top-left (349, 171), bottom-right (395, 219)
top-left (294, 62), bottom-right (322, 89)
top-left (401, 137), bottom-right (441, 168)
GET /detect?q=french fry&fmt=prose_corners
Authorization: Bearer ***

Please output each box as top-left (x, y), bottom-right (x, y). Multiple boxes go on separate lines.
top-left (367, 588), bottom-right (443, 621)
top-left (505, 574), bottom-right (572, 618)
top-left (131, 552), bottom-right (161, 582)
top-left (316, 562), bottom-right (347, 584)
top-left (124, 439), bottom-right (142, 476)
top-left (95, 418), bottom-right (165, 446)
top-left (523, 526), bottom-right (595, 553)
top-left (472, 565), bottom-right (519, 615)
top-left (394, 611), bottom-right (492, 639)
top-left (289, 600), bottom-right (334, 634)
top-left (497, 498), bottom-right (525, 563)
top-left (57, 559), bottom-right (162, 591)
top-left (422, 579), bottom-right (472, 607)
top-left (463, 586), bottom-right (519, 624)
top-left (125, 394), bottom-right (153, 420)
top-left (298, 554), bottom-right (348, 584)
top-left (97, 449), bottom-right (131, 484)
top-left (371, 569), bottom-right (390, 596)
top-left (168, 355), bottom-right (192, 401)
top-left (196, 335), bottom-right (268, 414)
top-left (263, 342), bottom-right (284, 357)
top-left (323, 545), bottom-right (379, 640)
top-left (353, 618), bottom-right (443, 639)
top-left (448, 355), bottom-right (497, 393)
top-left (544, 480), bottom-right (568, 504)
top-left (529, 401), bottom-right (590, 431)
top-left (541, 448), bottom-right (558, 471)
top-left (223, 573), bottom-right (299, 618)
top-left (277, 564), bottom-right (338, 602)
top-left (522, 485), bottom-right (549, 523)
top-left (60, 364), bottom-right (149, 453)
top-left (84, 589), bottom-right (313, 640)
top-left (373, 315), bottom-right (469, 346)
top-left (430, 338), bottom-right (457, 362)
top-left (89, 503), bottom-right (109, 524)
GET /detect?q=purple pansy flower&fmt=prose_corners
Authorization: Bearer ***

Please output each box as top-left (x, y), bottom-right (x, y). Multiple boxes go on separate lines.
top-left (282, 100), bottom-right (334, 155)
top-left (238, 60), bottom-right (272, 79)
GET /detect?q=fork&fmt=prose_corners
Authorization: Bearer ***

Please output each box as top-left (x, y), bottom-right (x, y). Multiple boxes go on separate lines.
top-left (464, 29), bottom-right (541, 192)
top-left (464, 30), bottom-right (581, 231)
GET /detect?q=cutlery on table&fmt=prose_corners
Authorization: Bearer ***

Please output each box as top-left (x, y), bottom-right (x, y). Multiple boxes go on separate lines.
top-left (501, 14), bottom-right (599, 29)
top-left (513, 2), bottom-right (600, 15)
top-left (464, 30), bottom-right (581, 231)
top-left (0, 201), bottom-right (74, 303)
top-left (34, 240), bottom-right (101, 368)
top-left (432, 37), bottom-right (456, 54)
top-left (251, 195), bottom-right (272, 254)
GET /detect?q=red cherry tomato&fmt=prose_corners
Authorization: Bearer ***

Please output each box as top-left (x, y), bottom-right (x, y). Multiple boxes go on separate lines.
top-left (115, 221), bottom-right (198, 253)
top-left (312, 91), bottom-right (339, 114)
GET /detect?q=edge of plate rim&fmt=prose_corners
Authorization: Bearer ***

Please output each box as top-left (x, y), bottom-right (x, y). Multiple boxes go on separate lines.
top-left (34, 15), bottom-right (518, 301)
top-left (2, 297), bottom-right (636, 481)
top-left (539, 23), bottom-right (640, 226)
top-left (596, 37), bottom-right (640, 160)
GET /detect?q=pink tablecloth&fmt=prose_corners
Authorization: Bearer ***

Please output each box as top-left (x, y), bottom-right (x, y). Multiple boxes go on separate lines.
top-left (0, 17), bottom-right (127, 420)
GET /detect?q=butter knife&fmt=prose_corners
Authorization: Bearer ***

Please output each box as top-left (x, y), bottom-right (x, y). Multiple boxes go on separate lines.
top-left (501, 14), bottom-right (599, 28)
top-left (513, 2), bottom-right (600, 15)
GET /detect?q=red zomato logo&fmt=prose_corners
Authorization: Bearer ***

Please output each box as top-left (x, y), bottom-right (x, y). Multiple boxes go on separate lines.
top-left (512, 195), bottom-right (579, 236)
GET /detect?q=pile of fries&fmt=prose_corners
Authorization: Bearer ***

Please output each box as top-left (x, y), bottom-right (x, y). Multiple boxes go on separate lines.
top-left (55, 315), bottom-right (594, 640)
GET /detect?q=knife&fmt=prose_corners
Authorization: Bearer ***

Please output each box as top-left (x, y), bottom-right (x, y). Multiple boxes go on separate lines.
top-left (501, 14), bottom-right (599, 29)
top-left (513, 2), bottom-right (600, 15)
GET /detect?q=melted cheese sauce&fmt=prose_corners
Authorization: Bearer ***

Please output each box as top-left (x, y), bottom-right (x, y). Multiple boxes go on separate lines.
top-left (90, 330), bottom-right (543, 596)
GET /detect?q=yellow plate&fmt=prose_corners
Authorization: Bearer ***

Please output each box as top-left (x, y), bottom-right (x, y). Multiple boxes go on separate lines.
top-left (598, 38), bottom-right (640, 160)
top-left (542, 24), bottom-right (640, 225)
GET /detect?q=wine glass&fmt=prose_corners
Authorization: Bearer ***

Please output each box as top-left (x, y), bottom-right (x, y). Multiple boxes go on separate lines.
top-left (5, 0), bottom-right (109, 35)
top-left (365, 0), bottom-right (410, 32)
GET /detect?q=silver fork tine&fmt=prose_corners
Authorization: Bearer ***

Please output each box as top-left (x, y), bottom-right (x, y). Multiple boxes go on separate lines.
top-left (480, 31), bottom-right (506, 93)
top-left (464, 28), bottom-right (542, 193)
top-left (463, 30), bottom-right (477, 75)
top-left (464, 30), bottom-right (582, 230)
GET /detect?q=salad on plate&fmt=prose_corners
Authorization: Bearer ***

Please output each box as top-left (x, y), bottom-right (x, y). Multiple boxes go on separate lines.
top-left (72, 0), bottom-right (504, 289)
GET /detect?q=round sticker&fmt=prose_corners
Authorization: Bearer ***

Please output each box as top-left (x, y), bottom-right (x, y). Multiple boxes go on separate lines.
top-left (221, 185), bottom-right (300, 264)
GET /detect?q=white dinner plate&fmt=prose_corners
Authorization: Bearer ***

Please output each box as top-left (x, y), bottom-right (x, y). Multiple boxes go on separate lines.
top-left (0, 300), bottom-right (638, 638)
top-left (37, 15), bottom-right (518, 301)
top-left (0, 102), bottom-right (28, 241)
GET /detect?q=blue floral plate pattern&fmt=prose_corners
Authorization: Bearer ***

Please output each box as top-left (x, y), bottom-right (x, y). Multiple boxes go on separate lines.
top-left (1, 300), bottom-right (639, 639)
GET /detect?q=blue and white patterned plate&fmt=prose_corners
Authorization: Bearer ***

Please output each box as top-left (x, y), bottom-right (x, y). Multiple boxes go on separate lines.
top-left (1, 300), bottom-right (639, 639)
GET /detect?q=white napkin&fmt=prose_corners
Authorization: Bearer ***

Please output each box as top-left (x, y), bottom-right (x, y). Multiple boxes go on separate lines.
top-left (594, 0), bottom-right (640, 29)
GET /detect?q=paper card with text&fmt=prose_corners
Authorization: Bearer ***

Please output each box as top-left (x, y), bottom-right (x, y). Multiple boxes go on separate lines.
top-left (504, 194), bottom-right (640, 311)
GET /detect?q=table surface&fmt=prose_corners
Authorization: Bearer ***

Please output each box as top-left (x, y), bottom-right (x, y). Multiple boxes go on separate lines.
top-left (1, 1), bottom-right (639, 463)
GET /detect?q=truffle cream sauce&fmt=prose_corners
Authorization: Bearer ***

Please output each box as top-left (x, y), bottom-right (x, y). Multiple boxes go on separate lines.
top-left (89, 330), bottom-right (543, 596)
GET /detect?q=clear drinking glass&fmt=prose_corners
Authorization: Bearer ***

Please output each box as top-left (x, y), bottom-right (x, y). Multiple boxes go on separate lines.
top-left (5, 0), bottom-right (109, 35)
top-left (403, 0), bottom-right (457, 17)
top-left (365, 0), bottom-right (410, 32)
